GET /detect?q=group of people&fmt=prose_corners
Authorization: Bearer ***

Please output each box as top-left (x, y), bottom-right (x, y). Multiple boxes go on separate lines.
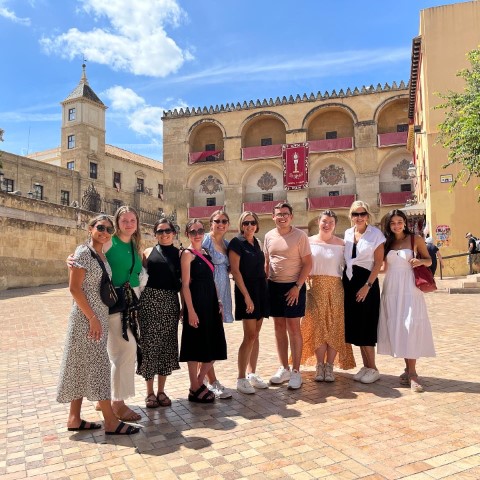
top-left (56, 201), bottom-right (436, 435)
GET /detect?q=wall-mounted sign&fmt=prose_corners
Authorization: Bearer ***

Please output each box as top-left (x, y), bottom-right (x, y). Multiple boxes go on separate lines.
top-left (440, 174), bottom-right (453, 184)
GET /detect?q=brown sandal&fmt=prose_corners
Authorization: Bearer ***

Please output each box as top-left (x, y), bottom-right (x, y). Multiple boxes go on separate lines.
top-left (156, 392), bottom-right (172, 407)
top-left (112, 404), bottom-right (142, 422)
top-left (145, 393), bottom-right (160, 408)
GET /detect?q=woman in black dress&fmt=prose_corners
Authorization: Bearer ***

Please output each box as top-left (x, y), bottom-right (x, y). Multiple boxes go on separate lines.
top-left (228, 212), bottom-right (269, 394)
top-left (179, 219), bottom-right (227, 403)
top-left (137, 218), bottom-right (181, 408)
top-left (342, 201), bottom-right (385, 385)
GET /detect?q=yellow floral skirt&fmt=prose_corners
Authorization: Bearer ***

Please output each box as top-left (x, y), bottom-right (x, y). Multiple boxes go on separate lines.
top-left (299, 275), bottom-right (356, 369)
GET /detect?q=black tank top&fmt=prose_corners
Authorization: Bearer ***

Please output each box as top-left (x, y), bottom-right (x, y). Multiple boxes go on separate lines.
top-left (145, 244), bottom-right (181, 291)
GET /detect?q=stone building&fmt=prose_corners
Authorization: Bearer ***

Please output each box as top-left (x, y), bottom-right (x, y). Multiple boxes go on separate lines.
top-left (0, 65), bottom-right (164, 289)
top-left (162, 82), bottom-right (413, 239)
top-left (407, 0), bottom-right (480, 275)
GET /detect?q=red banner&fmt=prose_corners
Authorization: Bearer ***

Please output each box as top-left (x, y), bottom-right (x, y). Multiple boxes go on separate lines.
top-left (282, 143), bottom-right (309, 190)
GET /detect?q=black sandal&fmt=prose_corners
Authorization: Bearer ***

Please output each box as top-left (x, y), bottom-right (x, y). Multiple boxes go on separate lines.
top-left (188, 384), bottom-right (215, 403)
top-left (106, 421), bottom-right (140, 435)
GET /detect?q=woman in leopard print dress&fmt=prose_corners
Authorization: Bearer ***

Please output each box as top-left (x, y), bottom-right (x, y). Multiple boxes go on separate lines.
top-left (57, 215), bottom-right (139, 435)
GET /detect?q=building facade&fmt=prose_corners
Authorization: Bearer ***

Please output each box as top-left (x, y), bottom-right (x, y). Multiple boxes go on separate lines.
top-left (407, 0), bottom-right (480, 275)
top-left (162, 83), bottom-right (413, 239)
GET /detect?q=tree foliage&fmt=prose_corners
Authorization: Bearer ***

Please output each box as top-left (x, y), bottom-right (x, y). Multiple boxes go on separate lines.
top-left (436, 47), bottom-right (480, 194)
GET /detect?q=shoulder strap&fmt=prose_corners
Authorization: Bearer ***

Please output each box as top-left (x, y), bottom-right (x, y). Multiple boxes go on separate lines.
top-left (89, 246), bottom-right (110, 277)
top-left (190, 248), bottom-right (215, 273)
top-left (155, 244), bottom-right (178, 279)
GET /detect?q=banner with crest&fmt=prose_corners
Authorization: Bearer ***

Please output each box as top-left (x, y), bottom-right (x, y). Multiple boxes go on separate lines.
top-left (282, 143), bottom-right (309, 190)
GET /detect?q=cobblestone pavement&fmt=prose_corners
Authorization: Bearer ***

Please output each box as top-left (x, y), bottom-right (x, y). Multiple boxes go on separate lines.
top-left (2, 279), bottom-right (480, 480)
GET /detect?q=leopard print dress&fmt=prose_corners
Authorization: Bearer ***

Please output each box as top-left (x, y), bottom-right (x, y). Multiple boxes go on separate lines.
top-left (57, 244), bottom-right (111, 402)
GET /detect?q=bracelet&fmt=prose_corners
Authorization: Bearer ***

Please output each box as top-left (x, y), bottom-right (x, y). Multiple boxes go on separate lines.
top-left (365, 282), bottom-right (373, 288)
top-left (89, 314), bottom-right (97, 320)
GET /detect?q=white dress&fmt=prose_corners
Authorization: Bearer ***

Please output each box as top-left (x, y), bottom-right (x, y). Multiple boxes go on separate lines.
top-left (377, 249), bottom-right (436, 359)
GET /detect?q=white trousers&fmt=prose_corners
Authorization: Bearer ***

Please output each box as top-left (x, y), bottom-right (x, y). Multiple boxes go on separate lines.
top-left (107, 308), bottom-right (137, 401)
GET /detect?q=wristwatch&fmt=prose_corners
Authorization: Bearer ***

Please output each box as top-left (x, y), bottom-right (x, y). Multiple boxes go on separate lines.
top-left (365, 281), bottom-right (373, 288)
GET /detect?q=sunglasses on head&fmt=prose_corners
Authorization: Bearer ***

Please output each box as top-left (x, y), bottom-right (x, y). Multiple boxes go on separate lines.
top-left (352, 211), bottom-right (368, 217)
top-left (242, 220), bottom-right (257, 226)
top-left (156, 228), bottom-right (174, 235)
top-left (188, 228), bottom-right (205, 236)
top-left (213, 219), bottom-right (229, 224)
top-left (95, 225), bottom-right (114, 234)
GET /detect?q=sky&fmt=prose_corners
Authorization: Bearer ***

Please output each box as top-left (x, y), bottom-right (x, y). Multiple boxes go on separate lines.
top-left (0, 0), bottom-right (469, 162)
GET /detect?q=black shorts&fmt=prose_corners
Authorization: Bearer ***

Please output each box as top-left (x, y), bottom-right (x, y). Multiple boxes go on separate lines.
top-left (268, 280), bottom-right (306, 318)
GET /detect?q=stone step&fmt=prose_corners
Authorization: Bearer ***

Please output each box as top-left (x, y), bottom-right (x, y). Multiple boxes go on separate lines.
top-left (462, 281), bottom-right (480, 288)
top-left (448, 287), bottom-right (480, 294)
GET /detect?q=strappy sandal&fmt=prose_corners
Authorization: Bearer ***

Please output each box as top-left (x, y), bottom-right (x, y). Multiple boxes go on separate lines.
top-left (409, 375), bottom-right (424, 393)
top-left (106, 421), bottom-right (140, 436)
top-left (188, 384), bottom-right (215, 403)
top-left (399, 368), bottom-right (410, 386)
top-left (145, 393), bottom-right (160, 409)
top-left (157, 392), bottom-right (172, 407)
top-left (112, 404), bottom-right (142, 422)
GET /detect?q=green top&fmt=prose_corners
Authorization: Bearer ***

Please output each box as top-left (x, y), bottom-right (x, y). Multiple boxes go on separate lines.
top-left (106, 236), bottom-right (142, 287)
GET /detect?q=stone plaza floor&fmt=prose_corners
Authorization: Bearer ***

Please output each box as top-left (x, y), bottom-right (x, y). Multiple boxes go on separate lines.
top-left (1, 280), bottom-right (480, 480)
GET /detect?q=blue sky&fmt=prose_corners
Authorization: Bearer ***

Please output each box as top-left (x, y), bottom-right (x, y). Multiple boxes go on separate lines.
top-left (0, 0), bottom-right (467, 161)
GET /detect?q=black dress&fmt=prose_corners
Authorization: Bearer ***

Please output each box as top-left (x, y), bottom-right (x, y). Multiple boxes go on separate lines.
top-left (137, 245), bottom-right (181, 380)
top-left (228, 235), bottom-right (269, 320)
top-left (342, 243), bottom-right (380, 347)
top-left (179, 251), bottom-right (227, 362)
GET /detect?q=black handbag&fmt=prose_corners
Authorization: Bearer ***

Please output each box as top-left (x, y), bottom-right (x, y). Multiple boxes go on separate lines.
top-left (89, 248), bottom-right (118, 308)
top-left (109, 241), bottom-right (136, 314)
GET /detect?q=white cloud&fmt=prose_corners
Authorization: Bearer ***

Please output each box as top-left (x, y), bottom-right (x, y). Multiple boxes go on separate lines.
top-left (104, 85), bottom-right (187, 140)
top-left (167, 48), bottom-right (411, 86)
top-left (40, 0), bottom-right (192, 77)
top-left (0, 1), bottom-right (31, 25)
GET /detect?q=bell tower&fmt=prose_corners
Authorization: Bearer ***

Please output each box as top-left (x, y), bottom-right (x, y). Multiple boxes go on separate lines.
top-left (60, 63), bottom-right (107, 180)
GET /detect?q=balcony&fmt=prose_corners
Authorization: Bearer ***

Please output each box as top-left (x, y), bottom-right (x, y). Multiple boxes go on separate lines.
top-left (308, 137), bottom-right (354, 153)
top-left (241, 144), bottom-right (283, 161)
top-left (307, 194), bottom-right (356, 211)
top-left (377, 131), bottom-right (408, 148)
top-left (242, 200), bottom-right (278, 215)
top-left (188, 205), bottom-right (225, 219)
top-left (188, 150), bottom-right (224, 164)
top-left (378, 191), bottom-right (412, 206)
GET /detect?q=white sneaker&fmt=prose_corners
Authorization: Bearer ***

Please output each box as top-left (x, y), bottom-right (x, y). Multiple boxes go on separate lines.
top-left (237, 378), bottom-right (255, 394)
top-left (247, 373), bottom-right (269, 389)
top-left (269, 366), bottom-right (291, 384)
top-left (353, 366), bottom-right (369, 382)
top-left (324, 363), bottom-right (335, 382)
top-left (287, 370), bottom-right (302, 389)
top-left (360, 368), bottom-right (380, 384)
top-left (314, 363), bottom-right (325, 382)
top-left (205, 380), bottom-right (233, 399)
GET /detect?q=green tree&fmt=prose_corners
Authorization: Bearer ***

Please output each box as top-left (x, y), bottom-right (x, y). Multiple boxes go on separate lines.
top-left (436, 47), bottom-right (480, 195)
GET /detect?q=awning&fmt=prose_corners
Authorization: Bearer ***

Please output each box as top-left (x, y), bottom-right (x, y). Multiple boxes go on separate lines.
top-left (400, 202), bottom-right (425, 216)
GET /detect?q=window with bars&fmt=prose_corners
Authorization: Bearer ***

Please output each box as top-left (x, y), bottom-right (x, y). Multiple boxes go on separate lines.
top-left (60, 190), bottom-right (70, 205)
top-left (90, 162), bottom-right (97, 179)
top-left (206, 197), bottom-right (216, 206)
top-left (401, 183), bottom-right (412, 192)
top-left (33, 184), bottom-right (43, 200)
top-left (262, 193), bottom-right (273, 202)
top-left (261, 138), bottom-right (272, 146)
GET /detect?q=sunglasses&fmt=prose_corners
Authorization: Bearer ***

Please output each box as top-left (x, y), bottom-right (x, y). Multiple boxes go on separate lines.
top-left (188, 228), bottom-right (205, 236)
top-left (351, 212), bottom-right (368, 217)
top-left (213, 219), bottom-right (229, 224)
top-left (156, 228), bottom-right (174, 235)
top-left (242, 220), bottom-right (257, 226)
top-left (95, 225), bottom-right (114, 234)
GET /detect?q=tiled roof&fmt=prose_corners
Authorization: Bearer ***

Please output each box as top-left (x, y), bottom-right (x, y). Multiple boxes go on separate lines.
top-left (64, 83), bottom-right (104, 105)
top-left (105, 145), bottom-right (163, 171)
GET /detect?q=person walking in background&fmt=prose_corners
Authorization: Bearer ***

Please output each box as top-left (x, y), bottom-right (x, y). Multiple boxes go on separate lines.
top-left (300, 210), bottom-right (356, 383)
top-left (425, 236), bottom-right (444, 276)
top-left (228, 211), bottom-right (269, 394)
top-left (137, 218), bottom-right (181, 409)
top-left (465, 232), bottom-right (480, 272)
top-left (58, 215), bottom-right (140, 436)
top-left (179, 219), bottom-right (227, 403)
top-left (343, 201), bottom-right (385, 384)
top-left (201, 210), bottom-right (233, 399)
top-left (264, 202), bottom-right (312, 390)
top-left (378, 209), bottom-right (436, 393)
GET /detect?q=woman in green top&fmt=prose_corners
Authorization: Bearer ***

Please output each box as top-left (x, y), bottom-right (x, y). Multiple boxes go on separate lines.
top-left (104, 206), bottom-right (143, 422)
